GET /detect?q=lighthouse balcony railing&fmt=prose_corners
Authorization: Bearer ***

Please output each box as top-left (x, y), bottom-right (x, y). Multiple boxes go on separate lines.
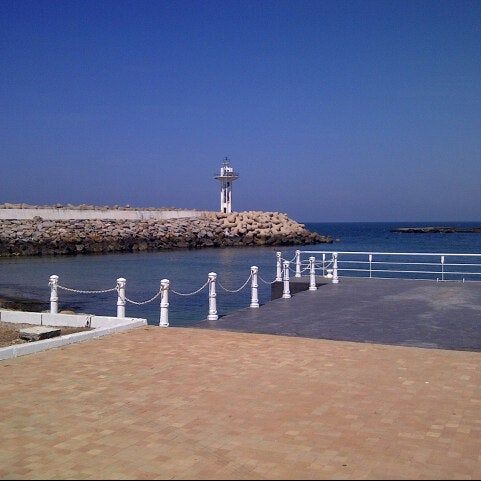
top-left (214, 172), bottom-right (240, 179)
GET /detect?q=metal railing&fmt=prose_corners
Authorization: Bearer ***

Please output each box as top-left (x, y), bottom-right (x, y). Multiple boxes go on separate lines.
top-left (297, 250), bottom-right (481, 282)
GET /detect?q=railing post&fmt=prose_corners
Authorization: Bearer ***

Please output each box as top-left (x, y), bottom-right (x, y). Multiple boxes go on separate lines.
top-left (116, 277), bottom-right (126, 318)
top-left (369, 254), bottom-right (373, 278)
top-left (322, 253), bottom-right (326, 276)
top-left (276, 252), bottom-right (282, 281)
top-left (295, 250), bottom-right (301, 278)
top-left (282, 261), bottom-right (291, 298)
top-left (441, 255), bottom-right (445, 281)
top-left (309, 257), bottom-right (317, 291)
top-left (207, 272), bottom-right (218, 320)
top-left (332, 253), bottom-right (339, 284)
top-left (159, 279), bottom-right (169, 327)
top-left (49, 275), bottom-right (59, 314)
top-left (250, 266), bottom-right (259, 308)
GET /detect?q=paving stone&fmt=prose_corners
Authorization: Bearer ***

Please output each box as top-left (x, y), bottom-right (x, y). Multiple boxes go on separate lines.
top-left (18, 326), bottom-right (61, 341)
top-left (0, 327), bottom-right (480, 479)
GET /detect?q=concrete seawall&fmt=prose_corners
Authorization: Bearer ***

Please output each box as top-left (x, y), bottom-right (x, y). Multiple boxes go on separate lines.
top-left (0, 208), bottom-right (202, 221)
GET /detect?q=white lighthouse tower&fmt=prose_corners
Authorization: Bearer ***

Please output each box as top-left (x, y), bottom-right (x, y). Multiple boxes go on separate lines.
top-left (214, 157), bottom-right (239, 213)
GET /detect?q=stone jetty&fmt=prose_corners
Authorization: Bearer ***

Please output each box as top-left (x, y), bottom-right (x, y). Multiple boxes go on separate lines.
top-left (0, 210), bottom-right (331, 257)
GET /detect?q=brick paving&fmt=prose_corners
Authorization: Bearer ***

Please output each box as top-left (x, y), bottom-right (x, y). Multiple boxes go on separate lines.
top-left (1, 326), bottom-right (481, 479)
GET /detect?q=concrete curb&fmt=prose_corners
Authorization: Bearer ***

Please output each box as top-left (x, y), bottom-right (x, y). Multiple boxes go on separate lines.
top-left (0, 318), bottom-right (147, 361)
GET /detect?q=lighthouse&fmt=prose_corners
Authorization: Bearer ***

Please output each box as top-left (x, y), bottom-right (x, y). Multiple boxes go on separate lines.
top-left (214, 157), bottom-right (239, 213)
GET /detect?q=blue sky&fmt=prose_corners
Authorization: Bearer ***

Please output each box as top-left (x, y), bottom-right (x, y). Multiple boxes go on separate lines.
top-left (1, 0), bottom-right (480, 221)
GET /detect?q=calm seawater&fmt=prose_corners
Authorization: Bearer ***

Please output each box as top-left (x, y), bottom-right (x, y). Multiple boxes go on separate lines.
top-left (1, 222), bottom-right (480, 326)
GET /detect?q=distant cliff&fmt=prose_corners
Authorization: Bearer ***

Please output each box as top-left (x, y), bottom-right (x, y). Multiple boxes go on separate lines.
top-left (0, 209), bottom-right (332, 257)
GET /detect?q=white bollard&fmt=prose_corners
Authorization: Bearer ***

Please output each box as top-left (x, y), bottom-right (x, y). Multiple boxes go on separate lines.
top-left (282, 261), bottom-right (291, 299)
top-left (116, 277), bottom-right (126, 318)
top-left (276, 252), bottom-right (282, 281)
top-left (309, 257), bottom-right (317, 291)
top-left (207, 272), bottom-right (218, 321)
top-left (250, 266), bottom-right (259, 308)
top-left (295, 250), bottom-right (301, 278)
top-left (159, 279), bottom-right (170, 327)
top-left (49, 275), bottom-right (59, 314)
top-left (332, 253), bottom-right (339, 284)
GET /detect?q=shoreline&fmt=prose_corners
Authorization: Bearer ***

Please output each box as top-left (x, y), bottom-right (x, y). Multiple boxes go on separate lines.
top-left (0, 295), bottom-right (47, 312)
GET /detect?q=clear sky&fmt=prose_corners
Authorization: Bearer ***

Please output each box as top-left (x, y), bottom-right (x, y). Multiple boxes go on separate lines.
top-left (1, 0), bottom-right (480, 221)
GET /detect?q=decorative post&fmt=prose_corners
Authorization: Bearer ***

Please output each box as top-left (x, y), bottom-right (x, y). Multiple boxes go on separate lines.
top-left (295, 250), bottom-right (301, 278)
top-left (309, 257), bottom-right (317, 291)
top-left (49, 275), bottom-right (59, 314)
top-left (207, 272), bottom-right (218, 320)
top-left (250, 266), bottom-right (259, 308)
top-left (441, 255), bottom-right (445, 281)
top-left (276, 252), bottom-right (282, 281)
top-left (116, 277), bottom-right (126, 318)
top-left (332, 253), bottom-right (339, 284)
top-left (282, 261), bottom-right (291, 299)
top-left (159, 279), bottom-right (170, 327)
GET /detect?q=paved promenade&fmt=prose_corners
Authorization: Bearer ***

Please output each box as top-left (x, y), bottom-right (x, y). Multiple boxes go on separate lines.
top-left (200, 278), bottom-right (481, 351)
top-left (1, 327), bottom-right (480, 479)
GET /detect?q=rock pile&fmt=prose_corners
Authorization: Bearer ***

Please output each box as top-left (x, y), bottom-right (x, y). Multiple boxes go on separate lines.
top-left (0, 211), bottom-right (331, 257)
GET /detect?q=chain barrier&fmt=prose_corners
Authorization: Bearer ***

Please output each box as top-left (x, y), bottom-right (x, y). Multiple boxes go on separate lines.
top-left (124, 287), bottom-right (163, 305)
top-left (258, 275), bottom-right (277, 285)
top-left (218, 274), bottom-right (252, 293)
top-left (171, 280), bottom-right (210, 297)
top-left (288, 265), bottom-right (310, 274)
top-left (57, 285), bottom-right (117, 294)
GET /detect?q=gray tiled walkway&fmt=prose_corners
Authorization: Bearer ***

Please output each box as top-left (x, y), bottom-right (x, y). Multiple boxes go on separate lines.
top-left (197, 278), bottom-right (481, 351)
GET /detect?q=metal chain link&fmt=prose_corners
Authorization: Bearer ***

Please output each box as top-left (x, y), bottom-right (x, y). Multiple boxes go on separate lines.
top-left (57, 285), bottom-right (117, 294)
top-left (124, 287), bottom-right (163, 305)
top-left (258, 275), bottom-right (278, 285)
top-left (281, 254), bottom-right (297, 264)
top-left (171, 280), bottom-right (210, 297)
top-left (218, 274), bottom-right (252, 293)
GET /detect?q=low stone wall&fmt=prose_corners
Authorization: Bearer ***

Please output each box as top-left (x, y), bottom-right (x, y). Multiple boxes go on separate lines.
top-left (0, 207), bottom-right (201, 221)
top-left (0, 203), bottom-right (189, 211)
top-left (0, 211), bottom-right (331, 257)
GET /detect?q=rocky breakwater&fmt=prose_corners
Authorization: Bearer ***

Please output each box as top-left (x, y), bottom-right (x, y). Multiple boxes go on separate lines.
top-left (0, 211), bottom-right (331, 257)
top-left (391, 226), bottom-right (481, 234)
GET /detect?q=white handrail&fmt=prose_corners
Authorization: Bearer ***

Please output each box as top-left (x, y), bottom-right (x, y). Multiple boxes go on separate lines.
top-left (301, 250), bottom-right (481, 257)
top-left (291, 250), bottom-right (481, 282)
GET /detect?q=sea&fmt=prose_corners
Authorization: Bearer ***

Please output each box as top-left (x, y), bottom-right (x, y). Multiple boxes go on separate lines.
top-left (1, 222), bottom-right (480, 326)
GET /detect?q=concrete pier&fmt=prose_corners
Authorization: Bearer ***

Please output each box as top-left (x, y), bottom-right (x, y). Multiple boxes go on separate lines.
top-left (199, 277), bottom-right (481, 352)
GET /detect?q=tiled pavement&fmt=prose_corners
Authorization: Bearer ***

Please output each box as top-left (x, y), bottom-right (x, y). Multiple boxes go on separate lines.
top-left (1, 326), bottom-right (481, 480)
